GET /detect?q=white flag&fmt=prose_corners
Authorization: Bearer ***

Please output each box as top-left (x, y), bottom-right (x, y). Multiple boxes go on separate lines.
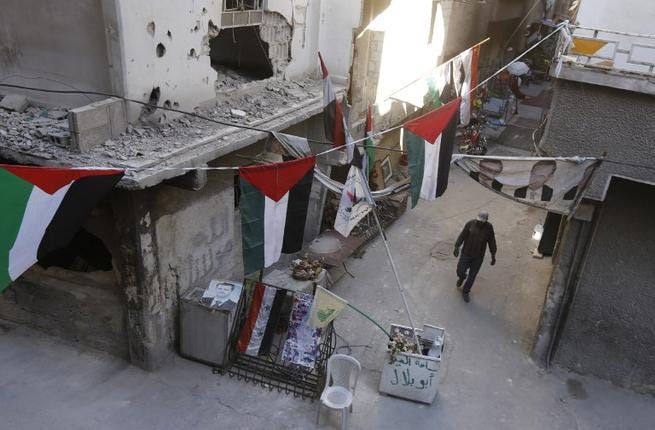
top-left (334, 166), bottom-right (374, 237)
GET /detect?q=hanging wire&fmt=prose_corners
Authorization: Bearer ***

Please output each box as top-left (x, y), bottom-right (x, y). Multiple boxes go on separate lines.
top-left (3, 23), bottom-right (653, 173)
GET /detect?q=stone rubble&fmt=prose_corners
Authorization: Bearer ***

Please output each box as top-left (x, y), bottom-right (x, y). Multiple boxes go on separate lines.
top-left (0, 77), bottom-right (322, 169)
top-left (0, 94), bottom-right (29, 113)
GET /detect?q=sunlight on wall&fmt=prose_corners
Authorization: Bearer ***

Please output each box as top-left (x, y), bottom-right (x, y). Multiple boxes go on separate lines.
top-left (361, 0), bottom-right (446, 114)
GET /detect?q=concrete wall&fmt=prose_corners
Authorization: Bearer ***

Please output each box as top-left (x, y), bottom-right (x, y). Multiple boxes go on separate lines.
top-left (539, 79), bottom-right (655, 201)
top-left (266, 0), bottom-right (322, 79)
top-left (111, 170), bottom-right (240, 369)
top-left (111, 0), bottom-right (224, 122)
top-left (553, 177), bottom-right (655, 394)
top-left (0, 0), bottom-right (112, 107)
top-left (576, 0), bottom-right (654, 34)
top-left (317, 0), bottom-right (363, 82)
top-left (542, 80), bottom-right (655, 200)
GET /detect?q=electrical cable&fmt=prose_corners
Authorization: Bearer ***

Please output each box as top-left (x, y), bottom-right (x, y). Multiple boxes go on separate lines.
top-left (333, 324), bottom-right (373, 356)
top-left (0, 82), bottom-right (336, 146)
top-left (3, 26), bottom-right (653, 174)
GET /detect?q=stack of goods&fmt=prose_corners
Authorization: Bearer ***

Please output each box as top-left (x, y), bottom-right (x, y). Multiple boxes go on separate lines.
top-left (292, 255), bottom-right (324, 281)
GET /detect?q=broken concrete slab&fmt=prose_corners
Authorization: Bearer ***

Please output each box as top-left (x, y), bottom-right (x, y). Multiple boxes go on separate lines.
top-left (68, 98), bottom-right (127, 152)
top-left (0, 94), bottom-right (29, 113)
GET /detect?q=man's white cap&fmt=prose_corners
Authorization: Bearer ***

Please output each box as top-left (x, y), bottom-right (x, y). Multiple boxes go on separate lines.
top-left (478, 211), bottom-right (489, 222)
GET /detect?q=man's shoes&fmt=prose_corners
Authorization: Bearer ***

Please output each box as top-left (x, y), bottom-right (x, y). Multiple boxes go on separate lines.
top-left (462, 291), bottom-right (470, 303)
top-left (456, 277), bottom-right (465, 288)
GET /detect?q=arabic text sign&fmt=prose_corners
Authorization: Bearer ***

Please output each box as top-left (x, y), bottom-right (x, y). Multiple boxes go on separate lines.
top-left (379, 352), bottom-right (441, 404)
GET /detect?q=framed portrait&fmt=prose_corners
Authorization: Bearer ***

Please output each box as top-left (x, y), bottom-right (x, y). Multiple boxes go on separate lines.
top-left (380, 156), bottom-right (393, 183)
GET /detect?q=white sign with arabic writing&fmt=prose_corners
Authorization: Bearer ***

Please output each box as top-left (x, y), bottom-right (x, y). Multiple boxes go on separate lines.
top-left (379, 351), bottom-right (441, 404)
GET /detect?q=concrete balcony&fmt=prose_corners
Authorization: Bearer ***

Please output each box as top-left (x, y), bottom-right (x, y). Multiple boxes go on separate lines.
top-left (553, 26), bottom-right (655, 95)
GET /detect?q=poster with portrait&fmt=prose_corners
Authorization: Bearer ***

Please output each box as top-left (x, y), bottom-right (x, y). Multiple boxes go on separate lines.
top-left (454, 156), bottom-right (601, 215)
top-left (200, 280), bottom-right (243, 310)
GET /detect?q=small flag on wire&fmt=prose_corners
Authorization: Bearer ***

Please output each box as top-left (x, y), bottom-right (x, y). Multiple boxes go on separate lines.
top-left (309, 285), bottom-right (349, 328)
top-left (404, 98), bottom-right (460, 208)
top-left (334, 164), bottom-right (374, 237)
top-left (364, 105), bottom-right (376, 179)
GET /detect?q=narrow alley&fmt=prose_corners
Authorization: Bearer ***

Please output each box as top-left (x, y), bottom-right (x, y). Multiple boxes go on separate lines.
top-left (2, 167), bottom-right (654, 430)
top-left (2, 1), bottom-right (655, 429)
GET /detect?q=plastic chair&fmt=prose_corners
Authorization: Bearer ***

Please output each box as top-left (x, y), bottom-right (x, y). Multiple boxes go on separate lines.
top-left (316, 354), bottom-right (361, 430)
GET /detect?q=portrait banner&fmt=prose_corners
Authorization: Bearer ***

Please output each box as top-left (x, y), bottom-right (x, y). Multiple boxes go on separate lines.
top-left (454, 156), bottom-right (601, 215)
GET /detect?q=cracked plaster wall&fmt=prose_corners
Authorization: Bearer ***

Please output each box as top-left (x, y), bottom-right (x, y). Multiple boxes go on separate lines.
top-left (0, 0), bottom-right (112, 107)
top-left (111, 172), bottom-right (241, 369)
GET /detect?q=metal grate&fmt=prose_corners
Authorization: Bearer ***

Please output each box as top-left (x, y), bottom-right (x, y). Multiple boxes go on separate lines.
top-left (215, 282), bottom-right (337, 400)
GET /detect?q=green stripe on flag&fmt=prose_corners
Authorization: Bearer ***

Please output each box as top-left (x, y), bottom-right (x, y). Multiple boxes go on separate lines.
top-left (406, 131), bottom-right (426, 209)
top-left (240, 178), bottom-right (265, 275)
top-left (365, 138), bottom-right (375, 179)
top-left (0, 169), bottom-right (33, 291)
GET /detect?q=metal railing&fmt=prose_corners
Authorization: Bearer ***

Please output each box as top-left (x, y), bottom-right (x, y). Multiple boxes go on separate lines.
top-left (223, 0), bottom-right (261, 11)
top-left (565, 26), bottom-right (655, 75)
top-left (221, 0), bottom-right (263, 28)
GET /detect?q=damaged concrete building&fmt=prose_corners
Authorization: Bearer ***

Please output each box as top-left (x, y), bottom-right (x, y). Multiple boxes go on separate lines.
top-left (532, 0), bottom-right (655, 395)
top-left (1, 0), bottom-right (540, 369)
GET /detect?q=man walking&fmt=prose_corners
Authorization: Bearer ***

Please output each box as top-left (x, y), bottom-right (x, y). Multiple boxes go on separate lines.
top-left (454, 211), bottom-right (497, 302)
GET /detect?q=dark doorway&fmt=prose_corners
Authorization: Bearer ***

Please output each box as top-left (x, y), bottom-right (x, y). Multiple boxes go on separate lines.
top-left (38, 228), bottom-right (113, 272)
top-left (209, 26), bottom-right (273, 80)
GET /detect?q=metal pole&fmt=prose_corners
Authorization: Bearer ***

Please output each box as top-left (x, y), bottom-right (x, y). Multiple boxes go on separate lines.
top-left (370, 203), bottom-right (422, 350)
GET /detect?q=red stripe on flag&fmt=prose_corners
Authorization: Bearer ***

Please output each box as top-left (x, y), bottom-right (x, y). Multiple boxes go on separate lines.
top-left (469, 46), bottom-right (480, 113)
top-left (318, 52), bottom-right (329, 78)
top-left (319, 53), bottom-right (346, 149)
top-left (404, 98), bottom-right (461, 144)
top-left (1, 164), bottom-right (123, 195)
top-left (239, 156), bottom-right (316, 202)
top-left (237, 283), bottom-right (266, 354)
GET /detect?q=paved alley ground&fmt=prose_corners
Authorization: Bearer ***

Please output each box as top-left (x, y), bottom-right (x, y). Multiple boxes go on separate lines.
top-left (1, 168), bottom-right (655, 430)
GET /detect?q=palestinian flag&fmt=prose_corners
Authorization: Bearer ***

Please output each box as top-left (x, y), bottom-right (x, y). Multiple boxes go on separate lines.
top-left (1, 165), bottom-right (123, 292)
top-left (319, 53), bottom-right (346, 149)
top-left (404, 98), bottom-right (460, 208)
top-left (239, 156), bottom-right (316, 274)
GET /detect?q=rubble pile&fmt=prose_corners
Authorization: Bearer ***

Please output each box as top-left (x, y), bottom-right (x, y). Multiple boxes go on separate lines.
top-left (0, 77), bottom-right (322, 168)
top-left (0, 106), bottom-right (70, 159)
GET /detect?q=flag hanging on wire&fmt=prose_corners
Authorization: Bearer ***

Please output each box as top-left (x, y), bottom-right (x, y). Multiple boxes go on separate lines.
top-left (239, 157), bottom-right (316, 274)
top-left (364, 105), bottom-right (376, 179)
top-left (334, 164), bottom-right (374, 237)
top-left (335, 139), bottom-right (374, 237)
top-left (404, 98), bottom-right (460, 208)
top-left (319, 53), bottom-right (346, 150)
top-left (309, 285), bottom-right (348, 328)
top-left (1, 165), bottom-right (123, 292)
top-left (320, 53), bottom-right (355, 163)
top-left (453, 46), bottom-right (480, 126)
top-left (454, 156), bottom-right (601, 215)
